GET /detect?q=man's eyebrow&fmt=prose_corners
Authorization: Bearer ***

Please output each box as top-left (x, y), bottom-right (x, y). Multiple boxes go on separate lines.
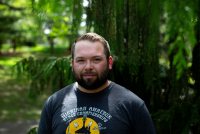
top-left (76, 54), bottom-right (105, 58)
top-left (92, 56), bottom-right (104, 58)
top-left (75, 57), bottom-right (84, 60)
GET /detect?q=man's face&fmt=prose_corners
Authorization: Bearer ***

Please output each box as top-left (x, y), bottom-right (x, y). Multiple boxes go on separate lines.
top-left (72, 40), bottom-right (113, 90)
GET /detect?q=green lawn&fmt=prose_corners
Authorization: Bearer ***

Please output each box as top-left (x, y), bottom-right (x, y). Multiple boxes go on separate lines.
top-left (0, 44), bottom-right (69, 121)
top-left (0, 66), bottom-right (48, 121)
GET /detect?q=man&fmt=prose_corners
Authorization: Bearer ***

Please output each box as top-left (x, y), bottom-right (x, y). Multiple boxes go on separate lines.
top-left (38, 33), bottom-right (156, 134)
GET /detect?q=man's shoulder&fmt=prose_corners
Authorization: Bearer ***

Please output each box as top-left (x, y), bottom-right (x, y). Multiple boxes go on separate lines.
top-left (47, 83), bottom-right (75, 102)
top-left (55, 83), bottom-right (75, 94)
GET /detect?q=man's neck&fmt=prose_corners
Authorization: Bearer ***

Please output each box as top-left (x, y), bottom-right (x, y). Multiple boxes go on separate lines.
top-left (75, 80), bottom-right (111, 93)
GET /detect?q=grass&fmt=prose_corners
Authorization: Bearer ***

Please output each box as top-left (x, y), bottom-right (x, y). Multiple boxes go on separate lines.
top-left (0, 68), bottom-right (44, 121)
top-left (0, 44), bottom-right (69, 121)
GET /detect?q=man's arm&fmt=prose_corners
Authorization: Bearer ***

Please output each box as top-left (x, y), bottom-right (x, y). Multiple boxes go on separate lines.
top-left (37, 100), bottom-right (52, 134)
top-left (134, 103), bottom-right (156, 134)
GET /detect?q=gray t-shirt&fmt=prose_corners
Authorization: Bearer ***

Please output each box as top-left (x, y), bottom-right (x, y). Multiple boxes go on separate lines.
top-left (38, 82), bottom-right (156, 134)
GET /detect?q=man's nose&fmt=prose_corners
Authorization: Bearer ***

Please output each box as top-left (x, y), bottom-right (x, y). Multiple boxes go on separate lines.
top-left (84, 60), bottom-right (93, 69)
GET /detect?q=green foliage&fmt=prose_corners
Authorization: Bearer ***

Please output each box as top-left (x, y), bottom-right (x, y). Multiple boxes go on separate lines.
top-left (27, 125), bottom-right (38, 134)
top-left (154, 99), bottom-right (200, 134)
top-left (0, 0), bottom-right (42, 53)
top-left (0, 66), bottom-right (46, 121)
top-left (32, 0), bottom-right (83, 42)
top-left (163, 0), bottom-right (196, 79)
top-left (0, 14), bottom-right (19, 41)
top-left (14, 56), bottom-right (73, 98)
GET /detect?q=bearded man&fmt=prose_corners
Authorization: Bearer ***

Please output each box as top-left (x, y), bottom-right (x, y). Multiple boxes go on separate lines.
top-left (38, 33), bottom-right (156, 134)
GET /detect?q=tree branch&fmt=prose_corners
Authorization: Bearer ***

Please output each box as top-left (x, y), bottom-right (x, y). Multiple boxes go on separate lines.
top-left (0, 0), bottom-right (25, 11)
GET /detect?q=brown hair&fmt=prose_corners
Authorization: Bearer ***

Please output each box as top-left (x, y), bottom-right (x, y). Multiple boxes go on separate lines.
top-left (71, 33), bottom-right (111, 60)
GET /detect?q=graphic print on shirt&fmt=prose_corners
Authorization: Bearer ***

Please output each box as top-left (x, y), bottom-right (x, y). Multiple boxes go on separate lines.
top-left (61, 106), bottom-right (112, 134)
top-left (66, 115), bottom-right (99, 134)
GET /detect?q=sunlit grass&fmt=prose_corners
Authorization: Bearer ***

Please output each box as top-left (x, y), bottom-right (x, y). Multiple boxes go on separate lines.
top-left (0, 57), bottom-right (21, 67)
top-left (0, 44), bottom-right (69, 67)
top-left (31, 45), bottom-right (48, 52)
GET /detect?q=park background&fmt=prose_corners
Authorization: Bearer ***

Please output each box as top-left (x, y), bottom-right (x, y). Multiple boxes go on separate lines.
top-left (0, 0), bottom-right (200, 134)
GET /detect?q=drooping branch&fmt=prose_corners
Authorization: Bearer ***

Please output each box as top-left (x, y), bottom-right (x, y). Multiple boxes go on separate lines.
top-left (0, 0), bottom-right (25, 11)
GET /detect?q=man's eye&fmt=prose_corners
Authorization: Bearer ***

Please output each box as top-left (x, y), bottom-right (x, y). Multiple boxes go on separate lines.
top-left (93, 58), bottom-right (101, 63)
top-left (77, 59), bottom-right (85, 63)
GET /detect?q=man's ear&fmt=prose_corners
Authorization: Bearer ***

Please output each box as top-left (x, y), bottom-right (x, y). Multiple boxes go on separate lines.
top-left (108, 56), bottom-right (113, 70)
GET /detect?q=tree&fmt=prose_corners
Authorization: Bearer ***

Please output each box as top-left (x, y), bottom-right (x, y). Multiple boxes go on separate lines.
top-left (86, 0), bottom-right (161, 111)
top-left (0, 0), bottom-right (41, 54)
top-left (0, 0), bottom-right (23, 53)
top-left (32, 0), bottom-right (84, 52)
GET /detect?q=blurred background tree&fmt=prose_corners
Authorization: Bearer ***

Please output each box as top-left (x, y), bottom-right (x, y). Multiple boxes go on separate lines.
top-left (0, 0), bottom-right (41, 54)
top-left (0, 0), bottom-right (199, 134)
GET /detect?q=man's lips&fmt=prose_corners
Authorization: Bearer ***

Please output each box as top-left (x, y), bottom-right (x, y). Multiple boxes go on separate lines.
top-left (82, 73), bottom-right (96, 78)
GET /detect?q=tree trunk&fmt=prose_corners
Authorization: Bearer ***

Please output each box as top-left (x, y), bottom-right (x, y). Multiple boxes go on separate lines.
top-left (88, 0), bottom-right (161, 110)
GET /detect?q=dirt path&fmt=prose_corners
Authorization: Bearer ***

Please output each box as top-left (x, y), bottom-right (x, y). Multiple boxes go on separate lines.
top-left (0, 120), bottom-right (38, 134)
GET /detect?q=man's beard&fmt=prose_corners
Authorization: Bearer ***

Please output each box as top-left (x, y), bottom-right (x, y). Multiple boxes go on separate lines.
top-left (73, 66), bottom-right (109, 90)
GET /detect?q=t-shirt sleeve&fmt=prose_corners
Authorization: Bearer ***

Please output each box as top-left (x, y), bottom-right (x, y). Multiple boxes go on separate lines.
top-left (133, 102), bottom-right (156, 134)
top-left (37, 98), bottom-right (53, 134)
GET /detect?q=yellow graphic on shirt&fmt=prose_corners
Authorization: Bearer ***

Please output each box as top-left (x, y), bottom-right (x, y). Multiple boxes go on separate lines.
top-left (66, 116), bottom-right (100, 134)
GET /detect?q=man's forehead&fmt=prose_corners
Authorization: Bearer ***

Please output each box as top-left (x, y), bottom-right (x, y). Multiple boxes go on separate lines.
top-left (75, 40), bottom-right (104, 50)
top-left (75, 40), bottom-right (103, 45)
top-left (74, 41), bottom-right (105, 56)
